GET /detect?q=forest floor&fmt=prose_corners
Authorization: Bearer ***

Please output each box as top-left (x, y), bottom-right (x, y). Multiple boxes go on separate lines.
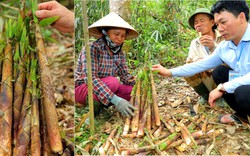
top-left (75, 75), bottom-right (250, 155)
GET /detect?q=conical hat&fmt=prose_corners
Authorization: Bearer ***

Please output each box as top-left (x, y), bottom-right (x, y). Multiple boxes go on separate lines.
top-left (88, 12), bottom-right (139, 40)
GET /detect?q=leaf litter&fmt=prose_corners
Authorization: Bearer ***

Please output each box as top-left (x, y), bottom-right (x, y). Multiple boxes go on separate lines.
top-left (75, 76), bottom-right (250, 155)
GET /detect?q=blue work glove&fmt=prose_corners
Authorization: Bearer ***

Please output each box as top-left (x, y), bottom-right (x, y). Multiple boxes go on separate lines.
top-left (111, 95), bottom-right (137, 118)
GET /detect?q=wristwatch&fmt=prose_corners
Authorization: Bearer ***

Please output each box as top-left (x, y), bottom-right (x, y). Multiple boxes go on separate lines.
top-left (217, 83), bottom-right (226, 93)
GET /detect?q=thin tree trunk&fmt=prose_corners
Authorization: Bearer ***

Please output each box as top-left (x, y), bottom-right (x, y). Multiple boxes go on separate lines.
top-left (82, 0), bottom-right (95, 132)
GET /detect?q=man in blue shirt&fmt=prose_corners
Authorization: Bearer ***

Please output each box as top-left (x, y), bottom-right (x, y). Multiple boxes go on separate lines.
top-left (152, 0), bottom-right (250, 124)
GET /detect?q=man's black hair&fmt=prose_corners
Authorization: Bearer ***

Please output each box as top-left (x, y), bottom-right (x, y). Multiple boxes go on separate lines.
top-left (211, 0), bottom-right (249, 21)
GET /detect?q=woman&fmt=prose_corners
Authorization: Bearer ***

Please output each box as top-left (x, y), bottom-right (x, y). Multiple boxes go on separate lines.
top-left (75, 12), bottom-right (139, 118)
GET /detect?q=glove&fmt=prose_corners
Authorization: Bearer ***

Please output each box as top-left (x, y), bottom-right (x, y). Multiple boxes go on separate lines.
top-left (111, 95), bottom-right (137, 118)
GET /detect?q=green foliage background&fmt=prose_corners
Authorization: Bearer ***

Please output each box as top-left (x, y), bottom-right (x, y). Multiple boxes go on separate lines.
top-left (74, 0), bottom-right (222, 68)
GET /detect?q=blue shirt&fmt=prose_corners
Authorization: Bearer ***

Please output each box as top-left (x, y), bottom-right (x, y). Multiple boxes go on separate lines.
top-left (171, 23), bottom-right (250, 93)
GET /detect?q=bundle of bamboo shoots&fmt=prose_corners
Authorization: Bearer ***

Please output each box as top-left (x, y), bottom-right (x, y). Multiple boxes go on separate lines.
top-left (0, 1), bottom-right (66, 155)
top-left (122, 68), bottom-right (161, 138)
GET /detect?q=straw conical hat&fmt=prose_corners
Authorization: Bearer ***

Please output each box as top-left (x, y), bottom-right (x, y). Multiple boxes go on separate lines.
top-left (88, 12), bottom-right (139, 40)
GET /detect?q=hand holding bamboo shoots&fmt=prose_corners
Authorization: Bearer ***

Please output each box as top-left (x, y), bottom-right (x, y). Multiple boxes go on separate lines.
top-left (151, 64), bottom-right (172, 78)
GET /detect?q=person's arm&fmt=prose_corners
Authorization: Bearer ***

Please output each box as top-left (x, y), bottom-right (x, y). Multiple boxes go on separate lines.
top-left (35, 1), bottom-right (74, 33)
top-left (170, 51), bottom-right (222, 77)
top-left (223, 72), bottom-right (250, 93)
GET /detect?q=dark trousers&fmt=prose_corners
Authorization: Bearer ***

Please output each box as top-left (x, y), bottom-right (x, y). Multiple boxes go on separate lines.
top-left (212, 65), bottom-right (250, 121)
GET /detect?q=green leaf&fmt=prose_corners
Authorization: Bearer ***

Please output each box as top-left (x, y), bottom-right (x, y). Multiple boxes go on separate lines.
top-left (152, 70), bottom-right (159, 75)
top-left (30, 59), bottom-right (38, 82)
top-left (13, 44), bottom-right (20, 62)
top-left (44, 36), bottom-right (58, 43)
top-left (15, 14), bottom-right (24, 41)
top-left (31, 0), bottom-right (38, 23)
top-left (28, 45), bottom-right (36, 52)
top-left (0, 41), bottom-right (6, 53)
top-left (39, 16), bottom-right (60, 27)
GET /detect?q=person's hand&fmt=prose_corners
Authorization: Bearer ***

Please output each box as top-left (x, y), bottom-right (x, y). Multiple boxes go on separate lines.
top-left (151, 64), bottom-right (172, 77)
top-left (111, 95), bottom-right (136, 118)
top-left (115, 98), bottom-right (137, 118)
top-left (208, 88), bottom-right (223, 108)
top-left (200, 35), bottom-right (215, 50)
top-left (35, 1), bottom-right (74, 33)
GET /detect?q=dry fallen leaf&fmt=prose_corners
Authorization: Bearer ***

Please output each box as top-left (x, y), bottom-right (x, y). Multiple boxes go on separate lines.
top-left (171, 99), bottom-right (183, 108)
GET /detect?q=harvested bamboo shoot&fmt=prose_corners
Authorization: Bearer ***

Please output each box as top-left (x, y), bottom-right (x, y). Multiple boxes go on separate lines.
top-left (0, 41), bottom-right (13, 155)
top-left (150, 72), bottom-right (160, 126)
top-left (35, 23), bottom-right (63, 153)
top-left (131, 81), bottom-right (141, 134)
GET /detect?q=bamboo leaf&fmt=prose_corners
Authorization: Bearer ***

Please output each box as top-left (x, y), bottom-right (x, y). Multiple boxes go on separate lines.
top-left (44, 36), bottom-right (58, 43)
top-left (15, 14), bottom-right (24, 41)
top-left (0, 41), bottom-right (6, 52)
top-left (39, 16), bottom-right (60, 27)
top-left (20, 29), bottom-right (28, 57)
top-left (13, 45), bottom-right (20, 62)
top-left (30, 59), bottom-right (37, 82)
top-left (28, 45), bottom-right (36, 52)
top-left (159, 142), bottom-right (167, 151)
top-left (31, 0), bottom-right (38, 23)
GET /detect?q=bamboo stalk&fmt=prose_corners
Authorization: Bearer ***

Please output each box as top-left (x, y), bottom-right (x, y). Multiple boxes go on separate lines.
top-left (202, 117), bottom-right (208, 133)
top-left (131, 80), bottom-right (141, 134)
top-left (153, 124), bottom-right (163, 138)
top-left (175, 143), bottom-right (187, 152)
top-left (121, 145), bottom-right (154, 155)
top-left (137, 99), bottom-right (148, 138)
top-left (0, 41), bottom-right (13, 155)
top-left (103, 128), bottom-right (117, 151)
top-left (157, 132), bottom-right (180, 151)
top-left (75, 112), bottom-right (89, 132)
top-left (122, 133), bottom-right (136, 138)
top-left (150, 72), bottom-right (160, 126)
top-left (166, 139), bottom-right (183, 150)
top-left (35, 23), bottom-right (63, 153)
top-left (13, 54), bottom-right (26, 144)
top-left (145, 127), bottom-right (155, 140)
top-left (99, 146), bottom-right (106, 156)
top-left (161, 118), bottom-right (175, 133)
top-left (122, 96), bottom-right (134, 136)
top-left (139, 80), bottom-right (147, 118)
top-left (13, 73), bottom-right (32, 156)
top-left (113, 129), bottom-right (121, 155)
top-left (173, 116), bottom-right (197, 146)
top-left (31, 96), bottom-right (41, 156)
top-left (40, 97), bottom-right (51, 156)
top-left (30, 59), bottom-right (41, 156)
top-left (172, 117), bottom-right (191, 146)
top-left (146, 97), bottom-right (151, 130)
